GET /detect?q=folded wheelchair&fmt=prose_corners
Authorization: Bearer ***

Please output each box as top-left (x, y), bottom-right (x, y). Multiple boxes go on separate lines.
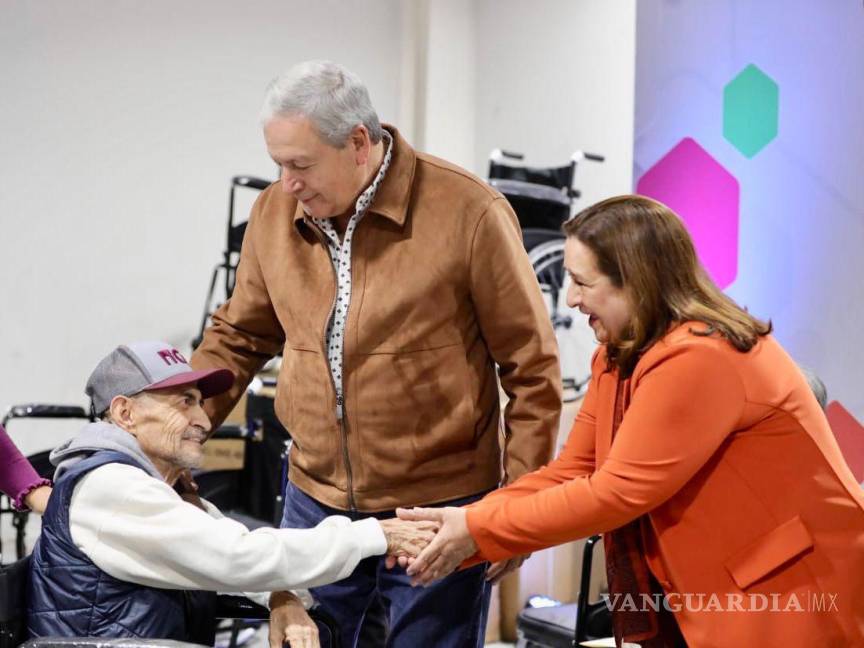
top-left (488, 148), bottom-right (605, 402)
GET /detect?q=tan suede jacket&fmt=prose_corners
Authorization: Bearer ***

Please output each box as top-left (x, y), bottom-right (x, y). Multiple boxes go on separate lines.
top-left (192, 126), bottom-right (561, 511)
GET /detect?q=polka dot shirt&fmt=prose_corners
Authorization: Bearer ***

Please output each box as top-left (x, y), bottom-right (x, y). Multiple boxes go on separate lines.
top-left (312, 131), bottom-right (393, 420)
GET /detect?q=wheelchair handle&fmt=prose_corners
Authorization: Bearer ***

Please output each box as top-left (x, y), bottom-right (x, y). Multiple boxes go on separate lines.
top-left (500, 149), bottom-right (524, 160)
top-left (231, 175), bottom-right (272, 191)
top-left (2, 404), bottom-right (90, 426)
top-left (490, 148), bottom-right (525, 162)
top-left (571, 151), bottom-right (605, 163)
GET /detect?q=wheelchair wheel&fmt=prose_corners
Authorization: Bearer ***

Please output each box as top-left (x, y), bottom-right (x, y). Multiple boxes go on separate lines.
top-left (527, 234), bottom-right (597, 402)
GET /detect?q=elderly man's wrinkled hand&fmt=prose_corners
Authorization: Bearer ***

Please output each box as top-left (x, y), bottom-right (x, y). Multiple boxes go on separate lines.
top-left (269, 591), bottom-right (319, 648)
top-left (379, 518), bottom-right (439, 569)
top-left (396, 506), bottom-right (478, 586)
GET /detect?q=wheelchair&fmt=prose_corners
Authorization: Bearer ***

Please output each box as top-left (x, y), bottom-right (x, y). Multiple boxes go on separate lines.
top-left (0, 404), bottom-right (339, 648)
top-left (515, 535), bottom-right (612, 647)
top-left (487, 149), bottom-right (605, 402)
top-left (193, 176), bottom-right (271, 351)
top-left (0, 554), bottom-right (341, 648)
top-left (1, 405), bottom-right (91, 562)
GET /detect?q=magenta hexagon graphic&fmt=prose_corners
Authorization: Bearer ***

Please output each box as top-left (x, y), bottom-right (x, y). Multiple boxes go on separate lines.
top-left (636, 137), bottom-right (740, 289)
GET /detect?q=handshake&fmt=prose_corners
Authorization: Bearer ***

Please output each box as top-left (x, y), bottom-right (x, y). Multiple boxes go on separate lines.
top-left (270, 507), bottom-right (529, 647)
top-left (378, 507), bottom-right (528, 587)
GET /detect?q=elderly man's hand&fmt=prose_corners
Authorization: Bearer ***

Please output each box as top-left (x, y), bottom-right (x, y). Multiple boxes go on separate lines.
top-left (396, 506), bottom-right (478, 586)
top-left (269, 591), bottom-right (319, 648)
top-left (379, 518), bottom-right (439, 569)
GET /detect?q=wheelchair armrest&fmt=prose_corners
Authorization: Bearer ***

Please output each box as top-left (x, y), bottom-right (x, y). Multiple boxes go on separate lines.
top-left (232, 176), bottom-right (271, 191)
top-left (215, 595), bottom-right (341, 648)
top-left (214, 595), bottom-right (268, 621)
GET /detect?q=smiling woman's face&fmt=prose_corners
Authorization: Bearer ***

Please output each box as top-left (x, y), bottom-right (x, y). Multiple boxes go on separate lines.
top-left (563, 236), bottom-right (633, 343)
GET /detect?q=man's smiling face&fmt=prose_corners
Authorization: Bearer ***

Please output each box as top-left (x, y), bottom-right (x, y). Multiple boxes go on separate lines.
top-left (126, 386), bottom-right (211, 473)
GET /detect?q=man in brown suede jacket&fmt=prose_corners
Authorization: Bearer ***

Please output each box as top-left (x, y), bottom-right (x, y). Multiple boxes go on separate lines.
top-left (191, 60), bottom-right (561, 648)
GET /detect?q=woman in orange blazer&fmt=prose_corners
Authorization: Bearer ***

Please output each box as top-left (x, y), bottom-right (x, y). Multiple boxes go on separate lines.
top-left (399, 195), bottom-right (864, 647)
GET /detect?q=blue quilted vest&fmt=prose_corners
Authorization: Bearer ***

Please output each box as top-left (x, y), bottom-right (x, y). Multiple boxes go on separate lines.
top-left (26, 451), bottom-right (189, 639)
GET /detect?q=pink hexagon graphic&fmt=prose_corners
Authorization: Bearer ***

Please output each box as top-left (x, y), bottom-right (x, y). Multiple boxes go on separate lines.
top-left (636, 137), bottom-right (740, 289)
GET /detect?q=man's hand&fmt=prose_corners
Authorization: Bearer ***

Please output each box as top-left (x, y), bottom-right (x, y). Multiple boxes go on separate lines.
top-left (175, 470), bottom-right (207, 511)
top-left (485, 554), bottom-right (530, 585)
top-left (379, 518), bottom-right (438, 569)
top-left (269, 591), bottom-right (319, 648)
top-left (396, 506), bottom-right (478, 586)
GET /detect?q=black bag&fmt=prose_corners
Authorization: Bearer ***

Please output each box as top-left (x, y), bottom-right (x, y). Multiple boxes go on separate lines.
top-left (516, 535), bottom-right (612, 647)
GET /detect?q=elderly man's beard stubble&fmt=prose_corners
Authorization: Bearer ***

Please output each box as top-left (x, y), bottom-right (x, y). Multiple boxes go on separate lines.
top-left (138, 405), bottom-right (208, 472)
top-left (174, 426), bottom-right (207, 470)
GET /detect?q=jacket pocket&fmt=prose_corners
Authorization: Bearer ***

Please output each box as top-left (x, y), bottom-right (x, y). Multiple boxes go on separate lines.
top-left (724, 515), bottom-right (814, 589)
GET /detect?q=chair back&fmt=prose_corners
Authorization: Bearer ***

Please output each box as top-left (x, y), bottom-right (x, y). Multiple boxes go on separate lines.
top-left (575, 535), bottom-right (612, 641)
top-left (488, 159), bottom-right (575, 192)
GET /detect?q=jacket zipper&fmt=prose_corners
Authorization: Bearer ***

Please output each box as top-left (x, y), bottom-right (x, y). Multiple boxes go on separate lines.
top-left (309, 220), bottom-right (357, 511)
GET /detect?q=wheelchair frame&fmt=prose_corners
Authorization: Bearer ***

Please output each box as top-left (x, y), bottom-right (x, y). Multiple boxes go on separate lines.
top-left (487, 148), bottom-right (605, 401)
top-left (1, 556), bottom-right (341, 648)
top-left (0, 404), bottom-right (338, 648)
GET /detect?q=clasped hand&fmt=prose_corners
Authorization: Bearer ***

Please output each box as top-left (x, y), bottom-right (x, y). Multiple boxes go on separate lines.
top-left (381, 507), bottom-right (524, 587)
top-left (270, 509), bottom-right (525, 645)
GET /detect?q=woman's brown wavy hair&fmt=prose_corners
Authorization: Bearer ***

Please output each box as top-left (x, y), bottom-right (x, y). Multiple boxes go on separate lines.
top-left (562, 195), bottom-right (771, 376)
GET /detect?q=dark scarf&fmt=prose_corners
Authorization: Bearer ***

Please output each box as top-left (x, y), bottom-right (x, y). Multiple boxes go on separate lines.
top-left (604, 377), bottom-right (687, 648)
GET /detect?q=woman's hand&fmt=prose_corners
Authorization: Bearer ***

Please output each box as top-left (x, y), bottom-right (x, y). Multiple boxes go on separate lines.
top-left (269, 591), bottom-right (319, 648)
top-left (396, 506), bottom-right (478, 586)
top-left (23, 485), bottom-right (52, 514)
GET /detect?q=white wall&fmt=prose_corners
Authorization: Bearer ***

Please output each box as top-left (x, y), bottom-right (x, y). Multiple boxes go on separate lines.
top-left (413, 0), bottom-right (636, 202)
top-left (419, 0), bottom-right (477, 170)
top-left (0, 0), bottom-right (406, 453)
top-left (1, 0), bottom-right (637, 456)
top-left (472, 0), bottom-right (636, 206)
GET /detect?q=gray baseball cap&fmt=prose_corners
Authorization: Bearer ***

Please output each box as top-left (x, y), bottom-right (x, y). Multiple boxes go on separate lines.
top-left (85, 340), bottom-right (235, 415)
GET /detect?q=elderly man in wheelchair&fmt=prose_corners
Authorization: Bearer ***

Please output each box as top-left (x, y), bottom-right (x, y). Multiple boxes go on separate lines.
top-left (13, 341), bottom-right (434, 648)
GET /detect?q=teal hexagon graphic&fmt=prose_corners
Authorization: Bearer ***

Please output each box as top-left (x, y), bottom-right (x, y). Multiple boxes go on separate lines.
top-left (723, 64), bottom-right (779, 158)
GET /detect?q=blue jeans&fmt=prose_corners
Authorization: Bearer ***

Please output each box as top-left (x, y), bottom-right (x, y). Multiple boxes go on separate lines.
top-left (280, 483), bottom-right (492, 648)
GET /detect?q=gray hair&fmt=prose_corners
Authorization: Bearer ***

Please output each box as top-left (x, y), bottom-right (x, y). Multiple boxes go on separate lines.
top-left (260, 60), bottom-right (383, 147)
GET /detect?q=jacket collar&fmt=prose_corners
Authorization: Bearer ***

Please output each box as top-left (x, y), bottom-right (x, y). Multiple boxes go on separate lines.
top-left (293, 124), bottom-right (416, 229)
